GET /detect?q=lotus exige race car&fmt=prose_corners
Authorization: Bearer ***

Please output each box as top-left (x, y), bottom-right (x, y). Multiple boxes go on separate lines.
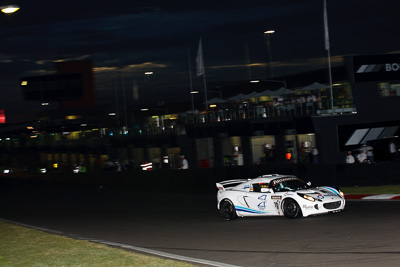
top-left (216, 174), bottom-right (345, 220)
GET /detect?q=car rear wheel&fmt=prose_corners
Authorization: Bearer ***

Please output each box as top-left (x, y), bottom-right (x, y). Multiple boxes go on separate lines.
top-left (219, 200), bottom-right (237, 220)
top-left (283, 198), bottom-right (302, 219)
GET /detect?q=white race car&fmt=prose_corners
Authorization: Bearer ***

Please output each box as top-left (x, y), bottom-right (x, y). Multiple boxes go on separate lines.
top-left (216, 174), bottom-right (345, 220)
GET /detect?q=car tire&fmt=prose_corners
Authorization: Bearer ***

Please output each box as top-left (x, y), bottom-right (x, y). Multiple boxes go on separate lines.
top-left (282, 198), bottom-right (302, 219)
top-left (219, 199), bottom-right (237, 221)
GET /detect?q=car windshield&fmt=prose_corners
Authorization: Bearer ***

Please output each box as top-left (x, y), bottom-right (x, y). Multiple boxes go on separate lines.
top-left (271, 177), bottom-right (310, 192)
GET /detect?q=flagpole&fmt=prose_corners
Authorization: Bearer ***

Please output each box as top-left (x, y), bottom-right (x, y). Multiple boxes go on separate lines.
top-left (203, 72), bottom-right (208, 110)
top-left (327, 45), bottom-right (333, 111)
top-left (187, 49), bottom-right (194, 111)
top-left (196, 38), bottom-right (208, 110)
top-left (121, 70), bottom-right (128, 127)
top-left (324, 0), bottom-right (334, 111)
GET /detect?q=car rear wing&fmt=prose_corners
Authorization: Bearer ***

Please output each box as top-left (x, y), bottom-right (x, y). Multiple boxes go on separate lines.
top-left (216, 179), bottom-right (248, 191)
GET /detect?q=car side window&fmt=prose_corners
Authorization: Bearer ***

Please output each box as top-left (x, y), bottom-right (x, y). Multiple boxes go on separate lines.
top-left (252, 183), bottom-right (269, 193)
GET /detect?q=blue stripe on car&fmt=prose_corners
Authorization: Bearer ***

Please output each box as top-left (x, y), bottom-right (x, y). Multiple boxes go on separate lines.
top-left (322, 187), bottom-right (339, 195)
top-left (236, 206), bottom-right (269, 214)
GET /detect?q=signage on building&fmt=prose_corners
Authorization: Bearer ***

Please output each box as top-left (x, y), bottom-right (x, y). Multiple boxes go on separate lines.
top-left (0, 109), bottom-right (5, 124)
top-left (352, 54), bottom-right (400, 83)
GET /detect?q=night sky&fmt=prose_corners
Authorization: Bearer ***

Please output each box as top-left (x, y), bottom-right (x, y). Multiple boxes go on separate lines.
top-left (0, 0), bottom-right (399, 123)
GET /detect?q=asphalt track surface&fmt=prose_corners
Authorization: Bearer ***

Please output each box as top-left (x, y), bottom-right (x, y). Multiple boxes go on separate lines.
top-left (1, 179), bottom-right (400, 267)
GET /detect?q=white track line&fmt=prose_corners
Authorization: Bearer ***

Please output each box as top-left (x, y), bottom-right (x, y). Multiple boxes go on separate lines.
top-left (361, 194), bottom-right (400, 200)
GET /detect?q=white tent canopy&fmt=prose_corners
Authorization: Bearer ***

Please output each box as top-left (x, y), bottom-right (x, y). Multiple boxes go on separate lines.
top-left (206, 97), bottom-right (227, 104)
top-left (300, 82), bottom-right (329, 91)
top-left (242, 91), bottom-right (258, 98)
top-left (228, 93), bottom-right (246, 101)
top-left (254, 90), bottom-right (276, 97)
top-left (273, 87), bottom-right (295, 95)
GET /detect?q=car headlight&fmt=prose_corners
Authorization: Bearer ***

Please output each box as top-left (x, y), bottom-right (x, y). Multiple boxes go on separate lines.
top-left (298, 193), bottom-right (315, 202)
top-left (338, 190), bottom-right (345, 198)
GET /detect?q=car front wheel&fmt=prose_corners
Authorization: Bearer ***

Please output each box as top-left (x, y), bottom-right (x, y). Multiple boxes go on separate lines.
top-left (282, 198), bottom-right (302, 219)
top-left (219, 200), bottom-right (237, 221)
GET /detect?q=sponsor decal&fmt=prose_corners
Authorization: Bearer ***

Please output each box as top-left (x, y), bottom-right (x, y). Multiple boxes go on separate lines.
top-left (317, 194), bottom-right (324, 200)
top-left (271, 196), bottom-right (282, 200)
top-left (302, 205), bottom-right (314, 210)
top-left (274, 200), bottom-right (280, 210)
top-left (271, 177), bottom-right (299, 186)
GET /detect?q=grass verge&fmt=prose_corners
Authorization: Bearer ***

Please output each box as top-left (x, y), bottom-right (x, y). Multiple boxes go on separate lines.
top-left (0, 220), bottom-right (195, 267)
top-left (341, 184), bottom-right (400, 194)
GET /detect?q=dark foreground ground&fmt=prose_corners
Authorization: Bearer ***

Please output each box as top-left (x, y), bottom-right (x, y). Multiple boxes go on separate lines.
top-left (1, 177), bottom-right (400, 267)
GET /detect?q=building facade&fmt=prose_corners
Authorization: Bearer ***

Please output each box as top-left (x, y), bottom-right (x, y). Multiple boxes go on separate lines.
top-left (1, 54), bottom-right (400, 172)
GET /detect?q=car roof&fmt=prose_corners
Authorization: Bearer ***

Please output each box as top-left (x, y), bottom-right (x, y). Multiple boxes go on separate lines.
top-left (229, 174), bottom-right (298, 190)
top-left (251, 174), bottom-right (296, 183)
top-left (217, 174), bottom-right (299, 191)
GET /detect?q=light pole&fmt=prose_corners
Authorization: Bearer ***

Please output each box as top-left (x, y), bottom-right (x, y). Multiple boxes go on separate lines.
top-left (0, 4), bottom-right (19, 123)
top-left (190, 90), bottom-right (199, 111)
top-left (1, 5), bottom-right (20, 14)
top-left (264, 30), bottom-right (275, 78)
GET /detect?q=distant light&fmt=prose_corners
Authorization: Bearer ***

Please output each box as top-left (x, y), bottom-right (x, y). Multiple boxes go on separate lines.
top-left (140, 108), bottom-right (149, 111)
top-left (65, 115), bottom-right (79, 120)
top-left (250, 80), bottom-right (260, 83)
top-left (163, 156), bottom-right (169, 164)
top-left (141, 162), bottom-right (153, 171)
top-left (21, 81), bottom-right (28, 86)
top-left (144, 72), bottom-right (153, 75)
top-left (41, 102), bottom-right (49, 106)
top-left (80, 123), bottom-right (87, 127)
top-left (190, 90), bottom-right (199, 94)
top-left (108, 113), bottom-right (117, 116)
top-left (1, 5), bottom-right (20, 14)
top-left (210, 104), bottom-right (217, 108)
top-left (264, 30), bottom-right (275, 34)
top-left (26, 126), bottom-right (34, 130)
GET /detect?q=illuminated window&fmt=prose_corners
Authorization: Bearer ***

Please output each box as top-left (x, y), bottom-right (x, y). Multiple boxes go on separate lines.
top-left (379, 82), bottom-right (400, 97)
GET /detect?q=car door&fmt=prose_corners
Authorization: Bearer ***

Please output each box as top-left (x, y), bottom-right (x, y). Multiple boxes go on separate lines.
top-left (244, 183), bottom-right (278, 215)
